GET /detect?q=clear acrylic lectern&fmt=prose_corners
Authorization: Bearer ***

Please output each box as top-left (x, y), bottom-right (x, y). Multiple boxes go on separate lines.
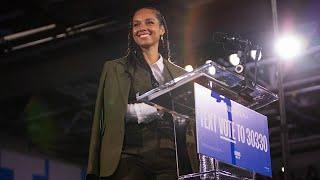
top-left (137, 62), bottom-right (278, 179)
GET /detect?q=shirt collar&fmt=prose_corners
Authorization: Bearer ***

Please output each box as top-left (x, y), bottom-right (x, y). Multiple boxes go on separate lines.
top-left (151, 54), bottom-right (164, 73)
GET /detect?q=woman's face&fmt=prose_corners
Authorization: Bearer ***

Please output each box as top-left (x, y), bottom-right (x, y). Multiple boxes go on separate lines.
top-left (132, 8), bottom-right (165, 49)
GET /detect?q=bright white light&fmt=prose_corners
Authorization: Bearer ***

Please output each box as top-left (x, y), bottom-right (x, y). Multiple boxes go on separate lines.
top-left (229, 54), bottom-right (240, 66)
top-left (275, 35), bottom-right (304, 59)
top-left (205, 60), bottom-right (213, 64)
top-left (185, 65), bottom-right (194, 72)
top-left (250, 50), bottom-right (262, 61)
top-left (208, 66), bottom-right (216, 75)
top-left (281, 167), bottom-right (285, 172)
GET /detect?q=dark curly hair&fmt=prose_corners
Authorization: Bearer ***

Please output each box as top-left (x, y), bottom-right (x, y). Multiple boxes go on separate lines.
top-left (127, 7), bottom-right (171, 69)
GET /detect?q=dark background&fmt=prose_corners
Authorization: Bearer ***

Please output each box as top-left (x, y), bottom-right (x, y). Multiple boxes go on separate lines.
top-left (1, 0), bottom-right (320, 179)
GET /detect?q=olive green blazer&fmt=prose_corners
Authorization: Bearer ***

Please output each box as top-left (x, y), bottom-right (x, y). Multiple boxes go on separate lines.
top-left (87, 56), bottom-right (186, 177)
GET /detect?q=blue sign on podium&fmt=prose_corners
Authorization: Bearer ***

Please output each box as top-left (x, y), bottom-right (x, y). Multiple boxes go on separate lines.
top-left (195, 83), bottom-right (272, 177)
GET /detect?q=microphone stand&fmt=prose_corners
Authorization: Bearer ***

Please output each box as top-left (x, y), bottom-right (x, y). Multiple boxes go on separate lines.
top-left (240, 40), bottom-right (262, 91)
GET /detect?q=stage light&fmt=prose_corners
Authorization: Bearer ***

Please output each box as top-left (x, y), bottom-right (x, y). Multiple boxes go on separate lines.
top-left (235, 64), bottom-right (244, 73)
top-left (208, 66), bottom-right (216, 75)
top-left (184, 65), bottom-right (194, 72)
top-left (281, 167), bottom-right (285, 172)
top-left (250, 50), bottom-right (262, 61)
top-left (205, 60), bottom-right (213, 64)
top-left (275, 34), bottom-right (304, 59)
top-left (229, 54), bottom-right (240, 66)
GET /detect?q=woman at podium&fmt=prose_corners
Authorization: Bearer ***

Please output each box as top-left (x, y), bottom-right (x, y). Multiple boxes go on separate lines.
top-left (86, 6), bottom-right (195, 180)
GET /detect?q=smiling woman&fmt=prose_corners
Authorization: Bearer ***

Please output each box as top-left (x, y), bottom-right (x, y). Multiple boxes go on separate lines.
top-left (86, 7), bottom-right (191, 180)
top-left (128, 7), bottom-right (172, 66)
top-left (132, 8), bottom-right (165, 55)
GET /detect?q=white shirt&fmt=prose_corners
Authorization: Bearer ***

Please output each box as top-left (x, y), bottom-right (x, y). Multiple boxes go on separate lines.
top-left (149, 55), bottom-right (165, 85)
top-left (126, 55), bottom-right (165, 124)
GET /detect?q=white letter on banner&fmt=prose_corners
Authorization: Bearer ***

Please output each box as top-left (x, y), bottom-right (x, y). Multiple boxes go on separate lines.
top-left (204, 113), bottom-right (214, 131)
top-left (209, 113), bottom-right (214, 131)
top-left (237, 124), bottom-right (241, 142)
top-left (251, 130), bottom-right (256, 148)
top-left (258, 133), bottom-right (263, 151)
top-left (219, 118), bottom-right (224, 135)
top-left (254, 131), bottom-right (259, 149)
top-left (231, 122), bottom-right (236, 140)
top-left (246, 128), bottom-right (252, 146)
top-left (263, 135), bottom-right (268, 152)
top-left (213, 114), bottom-right (218, 133)
top-left (223, 120), bottom-right (230, 138)
top-left (240, 126), bottom-right (246, 143)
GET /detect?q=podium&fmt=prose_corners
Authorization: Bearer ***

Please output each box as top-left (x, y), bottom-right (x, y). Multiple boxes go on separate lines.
top-left (137, 62), bottom-right (278, 179)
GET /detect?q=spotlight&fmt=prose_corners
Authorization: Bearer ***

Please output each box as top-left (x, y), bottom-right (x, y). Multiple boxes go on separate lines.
top-left (229, 54), bottom-right (240, 66)
top-left (235, 64), bottom-right (244, 73)
top-left (275, 34), bottom-right (304, 59)
top-left (208, 66), bottom-right (216, 75)
top-left (250, 50), bottom-right (262, 61)
top-left (184, 65), bottom-right (194, 72)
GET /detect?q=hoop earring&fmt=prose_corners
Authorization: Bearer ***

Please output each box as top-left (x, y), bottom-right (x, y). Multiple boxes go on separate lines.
top-left (160, 35), bottom-right (165, 48)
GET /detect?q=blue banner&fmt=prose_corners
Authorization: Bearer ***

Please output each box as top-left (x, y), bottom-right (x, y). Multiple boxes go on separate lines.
top-left (195, 83), bottom-right (272, 177)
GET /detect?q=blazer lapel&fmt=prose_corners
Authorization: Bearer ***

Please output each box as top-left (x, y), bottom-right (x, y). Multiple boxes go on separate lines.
top-left (115, 63), bottom-right (131, 105)
top-left (163, 59), bottom-right (186, 79)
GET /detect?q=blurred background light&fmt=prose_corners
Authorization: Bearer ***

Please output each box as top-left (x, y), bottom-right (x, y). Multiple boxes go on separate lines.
top-left (208, 66), bottom-right (216, 75)
top-left (184, 65), bottom-right (194, 72)
top-left (205, 60), bottom-right (213, 64)
top-left (229, 53), bottom-right (240, 66)
top-left (275, 34), bottom-right (305, 59)
top-left (250, 50), bottom-right (262, 61)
